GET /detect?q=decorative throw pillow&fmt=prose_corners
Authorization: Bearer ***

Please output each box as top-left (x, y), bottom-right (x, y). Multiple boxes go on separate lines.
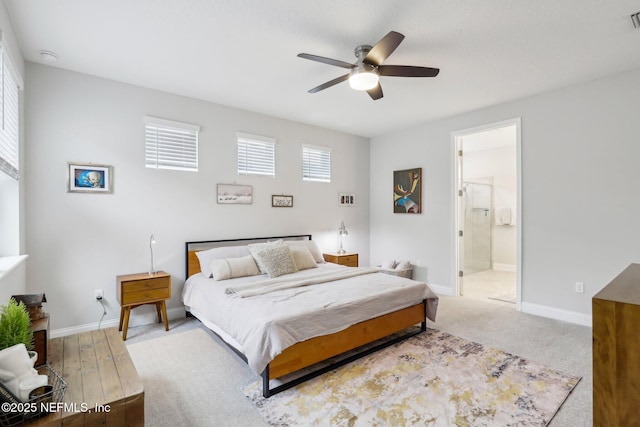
top-left (209, 255), bottom-right (260, 281)
top-left (284, 240), bottom-right (325, 263)
top-left (248, 240), bottom-right (283, 274)
top-left (395, 260), bottom-right (411, 270)
top-left (289, 246), bottom-right (318, 270)
top-left (381, 259), bottom-right (397, 269)
top-left (256, 245), bottom-right (298, 278)
top-left (196, 245), bottom-right (252, 278)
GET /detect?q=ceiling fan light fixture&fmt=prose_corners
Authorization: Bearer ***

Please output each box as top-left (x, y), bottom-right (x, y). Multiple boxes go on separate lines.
top-left (348, 65), bottom-right (379, 91)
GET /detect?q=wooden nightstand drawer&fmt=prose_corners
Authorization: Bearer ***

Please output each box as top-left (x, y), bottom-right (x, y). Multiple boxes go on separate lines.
top-left (323, 253), bottom-right (359, 267)
top-left (124, 276), bottom-right (171, 293)
top-left (122, 287), bottom-right (170, 305)
top-left (338, 255), bottom-right (358, 266)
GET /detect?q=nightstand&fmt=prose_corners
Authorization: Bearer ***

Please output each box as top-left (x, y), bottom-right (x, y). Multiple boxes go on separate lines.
top-left (323, 252), bottom-right (359, 267)
top-left (116, 271), bottom-right (171, 340)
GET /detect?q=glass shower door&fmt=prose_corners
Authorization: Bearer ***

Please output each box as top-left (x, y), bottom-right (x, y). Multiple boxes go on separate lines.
top-left (463, 183), bottom-right (493, 275)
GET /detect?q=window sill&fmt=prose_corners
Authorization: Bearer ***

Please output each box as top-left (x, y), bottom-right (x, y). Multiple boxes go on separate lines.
top-left (0, 255), bottom-right (28, 281)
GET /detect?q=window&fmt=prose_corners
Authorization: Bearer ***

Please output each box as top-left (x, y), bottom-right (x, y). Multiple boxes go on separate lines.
top-left (302, 144), bottom-right (331, 183)
top-left (237, 132), bottom-right (275, 177)
top-left (0, 47), bottom-right (20, 180)
top-left (145, 116), bottom-right (199, 171)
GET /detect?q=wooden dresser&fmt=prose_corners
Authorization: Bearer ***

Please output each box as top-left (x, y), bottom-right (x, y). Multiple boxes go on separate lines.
top-left (592, 263), bottom-right (640, 427)
top-left (116, 271), bottom-right (171, 340)
top-left (323, 252), bottom-right (358, 267)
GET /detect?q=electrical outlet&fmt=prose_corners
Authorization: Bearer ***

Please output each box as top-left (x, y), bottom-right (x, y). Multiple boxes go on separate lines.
top-left (575, 282), bottom-right (584, 294)
top-left (95, 289), bottom-right (103, 300)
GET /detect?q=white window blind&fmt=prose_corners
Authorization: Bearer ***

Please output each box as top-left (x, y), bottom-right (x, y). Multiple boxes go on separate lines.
top-left (302, 144), bottom-right (331, 183)
top-left (145, 116), bottom-right (200, 171)
top-left (0, 47), bottom-right (20, 180)
top-left (237, 132), bottom-right (275, 177)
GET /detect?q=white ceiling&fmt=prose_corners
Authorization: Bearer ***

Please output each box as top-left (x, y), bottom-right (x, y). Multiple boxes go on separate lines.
top-left (4, 0), bottom-right (640, 138)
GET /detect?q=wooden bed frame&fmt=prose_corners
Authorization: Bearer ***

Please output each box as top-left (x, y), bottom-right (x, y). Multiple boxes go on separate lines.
top-left (185, 235), bottom-right (428, 397)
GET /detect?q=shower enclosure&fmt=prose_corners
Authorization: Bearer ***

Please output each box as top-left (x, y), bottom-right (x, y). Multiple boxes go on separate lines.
top-left (463, 182), bottom-right (493, 275)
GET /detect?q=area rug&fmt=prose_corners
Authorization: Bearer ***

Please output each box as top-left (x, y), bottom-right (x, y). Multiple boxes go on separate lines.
top-left (244, 329), bottom-right (580, 427)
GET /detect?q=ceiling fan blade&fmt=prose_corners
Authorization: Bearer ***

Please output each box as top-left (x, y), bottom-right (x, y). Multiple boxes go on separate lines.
top-left (378, 65), bottom-right (440, 77)
top-left (297, 53), bottom-right (354, 69)
top-left (364, 31), bottom-right (405, 66)
top-left (308, 73), bottom-right (350, 93)
top-left (367, 83), bottom-right (383, 100)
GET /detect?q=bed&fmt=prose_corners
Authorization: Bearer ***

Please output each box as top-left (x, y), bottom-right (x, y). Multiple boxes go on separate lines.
top-left (182, 234), bottom-right (438, 397)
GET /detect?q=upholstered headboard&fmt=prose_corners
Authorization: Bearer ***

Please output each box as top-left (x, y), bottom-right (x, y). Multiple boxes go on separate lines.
top-left (185, 234), bottom-right (312, 279)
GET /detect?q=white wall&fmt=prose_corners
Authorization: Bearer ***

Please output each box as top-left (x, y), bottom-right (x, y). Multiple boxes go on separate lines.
top-left (370, 67), bottom-right (640, 324)
top-left (24, 63), bottom-right (370, 332)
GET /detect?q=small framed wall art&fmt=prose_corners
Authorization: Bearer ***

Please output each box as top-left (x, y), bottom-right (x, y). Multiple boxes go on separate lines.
top-left (217, 183), bottom-right (253, 204)
top-left (67, 162), bottom-right (113, 193)
top-left (393, 167), bottom-right (421, 213)
top-left (339, 193), bottom-right (355, 206)
top-left (272, 195), bottom-right (293, 207)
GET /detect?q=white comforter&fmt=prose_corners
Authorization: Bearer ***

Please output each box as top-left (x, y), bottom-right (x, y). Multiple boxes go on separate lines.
top-left (182, 263), bottom-right (438, 374)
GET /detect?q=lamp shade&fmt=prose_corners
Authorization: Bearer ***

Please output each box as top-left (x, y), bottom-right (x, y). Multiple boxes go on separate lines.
top-left (348, 64), bottom-right (379, 91)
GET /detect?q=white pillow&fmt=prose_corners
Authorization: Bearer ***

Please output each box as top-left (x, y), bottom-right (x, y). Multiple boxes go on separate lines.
top-left (289, 246), bottom-right (318, 270)
top-left (395, 260), bottom-right (412, 270)
top-left (196, 246), bottom-right (251, 278)
top-left (284, 240), bottom-right (324, 263)
top-left (381, 259), bottom-right (397, 269)
top-left (249, 240), bottom-right (283, 274)
top-left (209, 255), bottom-right (259, 281)
top-left (256, 245), bottom-right (298, 278)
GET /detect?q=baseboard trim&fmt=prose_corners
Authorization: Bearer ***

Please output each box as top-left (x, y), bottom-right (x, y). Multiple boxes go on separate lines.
top-left (520, 302), bottom-right (591, 327)
top-left (492, 263), bottom-right (517, 272)
top-left (51, 306), bottom-right (187, 338)
top-left (428, 283), bottom-right (454, 296)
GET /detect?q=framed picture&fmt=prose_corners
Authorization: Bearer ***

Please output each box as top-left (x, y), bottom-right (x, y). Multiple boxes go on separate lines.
top-left (217, 184), bottom-right (253, 204)
top-left (393, 167), bottom-right (422, 213)
top-left (339, 193), bottom-right (355, 206)
top-left (272, 195), bottom-right (293, 207)
top-left (67, 162), bottom-right (113, 193)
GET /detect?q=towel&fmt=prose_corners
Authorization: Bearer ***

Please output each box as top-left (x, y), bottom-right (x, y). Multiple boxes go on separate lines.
top-left (495, 207), bottom-right (512, 225)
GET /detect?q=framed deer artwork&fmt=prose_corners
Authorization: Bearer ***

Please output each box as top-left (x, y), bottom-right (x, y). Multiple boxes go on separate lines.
top-left (393, 167), bottom-right (421, 213)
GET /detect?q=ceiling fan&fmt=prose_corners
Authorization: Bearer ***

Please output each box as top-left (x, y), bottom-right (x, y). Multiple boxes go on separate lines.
top-left (297, 31), bottom-right (439, 100)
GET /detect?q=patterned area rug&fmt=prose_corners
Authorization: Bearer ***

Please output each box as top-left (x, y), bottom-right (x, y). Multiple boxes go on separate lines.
top-left (244, 329), bottom-right (580, 426)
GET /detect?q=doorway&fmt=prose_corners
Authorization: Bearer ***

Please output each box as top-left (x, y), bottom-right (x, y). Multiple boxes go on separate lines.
top-left (452, 119), bottom-right (521, 309)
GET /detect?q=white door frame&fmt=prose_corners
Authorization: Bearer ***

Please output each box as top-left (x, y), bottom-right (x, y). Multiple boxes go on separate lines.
top-left (451, 118), bottom-right (522, 310)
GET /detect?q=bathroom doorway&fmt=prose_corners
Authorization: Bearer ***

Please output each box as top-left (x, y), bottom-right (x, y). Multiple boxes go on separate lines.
top-left (453, 119), bottom-right (521, 309)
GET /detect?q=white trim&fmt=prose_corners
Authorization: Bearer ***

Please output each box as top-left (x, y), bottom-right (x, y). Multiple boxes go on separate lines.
top-left (236, 132), bottom-right (276, 145)
top-left (301, 143), bottom-right (332, 153)
top-left (492, 263), bottom-right (517, 272)
top-left (451, 117), bottom-right (522, 310)
top-left (521, 302), bottom-right (592, 327)
top-left (428, 282), bottom-right (455, 296)
top-left (144, 116), bottom-right (200, 133)
top-left (0, 254), bottom-right (28, 281)
top-left (50, 306), bottom-right (186, 338)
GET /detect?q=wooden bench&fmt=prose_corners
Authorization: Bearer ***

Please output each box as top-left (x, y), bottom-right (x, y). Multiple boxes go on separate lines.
top-left (26, 328), bottom-right (144, 426)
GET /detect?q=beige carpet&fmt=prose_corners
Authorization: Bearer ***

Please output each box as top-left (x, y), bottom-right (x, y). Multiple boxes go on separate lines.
top-left (126, 328), bottom-right (265, 427)
top-left (244, 329), bottom-right (580, 426)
